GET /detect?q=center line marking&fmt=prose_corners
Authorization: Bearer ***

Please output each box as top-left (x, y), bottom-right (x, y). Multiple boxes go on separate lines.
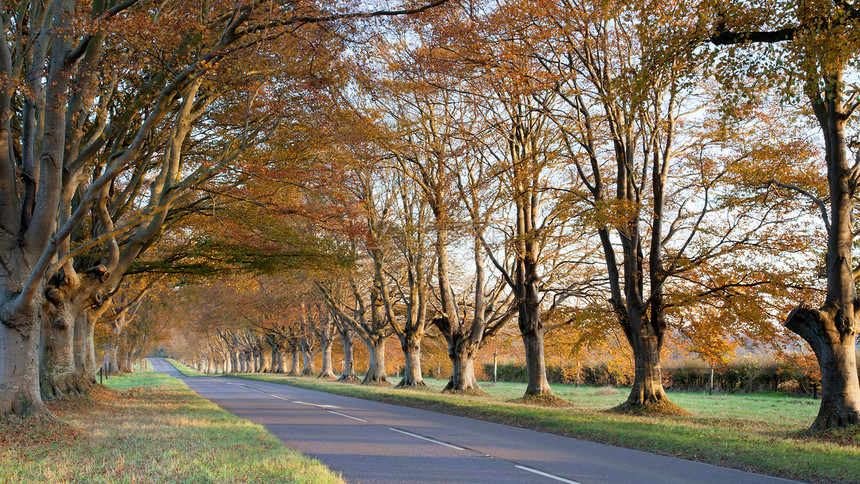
top-left (515, 465), bottom-right (582, 484)
top-left (317, 404), bottom-right (341, 409)
top-left (390, 428), bottom-right (465, 450)
top-left (328, 410), bottom-right (367, 422)
top-left (269, 394), bottom-right (290, 401)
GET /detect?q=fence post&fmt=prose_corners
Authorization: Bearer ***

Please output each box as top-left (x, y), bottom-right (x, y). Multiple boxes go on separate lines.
top-left (493, 352), bottom-right (497, 384)
top-left (709, 367), bottom-right (714, 396)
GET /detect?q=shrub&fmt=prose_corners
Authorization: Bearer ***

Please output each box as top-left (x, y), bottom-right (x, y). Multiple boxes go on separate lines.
top-left (482, 355), bottom-right (858, 396)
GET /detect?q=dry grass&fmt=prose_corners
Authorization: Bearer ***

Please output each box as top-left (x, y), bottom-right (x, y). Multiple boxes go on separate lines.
top-left (0, 370), bottom-right (343, 484)
top-left (589, 386), bottom-right (621, 396)
top-left (510, 394), bottom-right (573, 408)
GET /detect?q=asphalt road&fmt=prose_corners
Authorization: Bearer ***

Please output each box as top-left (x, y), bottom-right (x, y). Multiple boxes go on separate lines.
top-left (150, 358), bottom-right (798, 484)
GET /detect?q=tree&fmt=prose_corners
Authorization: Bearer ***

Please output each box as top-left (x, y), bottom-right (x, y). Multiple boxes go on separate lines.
top-left (0, 0), bottom-right (450, 417)
top-left (708, 0), bottom-right (860, 431)
top-left (491, 0), bottom-right (818, 411)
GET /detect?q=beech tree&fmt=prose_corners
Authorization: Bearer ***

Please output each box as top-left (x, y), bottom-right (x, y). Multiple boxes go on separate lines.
top-left (0, 0), bottom-right (448, 416)
top-left (488, 0), bottom-right (819, 410)
top-left (365, 61), bottom-right (516, 391)
top-left (706, 0), bottom-right (860, 431)
top-left (378, 172), bottom-right (433, 388)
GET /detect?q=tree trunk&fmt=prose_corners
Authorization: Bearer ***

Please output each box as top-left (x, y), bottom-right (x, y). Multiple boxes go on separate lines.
top-left (72, 312), bottom-right (90, 385)
top-left (253, 349), bottom-right (261, 372)
top-left (39, 310), bottom-right (79, 399)
top-left (444, 336), bottom-right (479, 392)
top-left (318, 340), bottom-right (336, 379)
top-left (338, 331), bottom-right (358, 382)
top-left (396, 335), bottom-right (425, 388)
top-left (362, 337), bottom-right (388, 384)
top-left (782, 80), bottom-right (860, 431)
top-left (622, 319), bottom-right (668, 408)
top-left (260, 347), bottom-right (272, 373)
top-left (274, 351), bottom-right (283, 373)
top-left (118, 351), bottom-right (132, 373)
top-left (103, 345), bottom-right (120, 375)
top-left (300, 343), bottom-right (315, 376)
top-left (39, 280), bottom-right (92, 398)
top-left (289, 348), bottom-right (301, 375)
top-left (271, 346), bottom-right (279, 372)
top-left (522, 327), bottom-right (552, 396)
top-left (786, 304), bottom-right (860, 431)
top-left (519, 296), bottom-right (552, 396)
top-left (82, 305), bottom-right (107, 384)
top-left (0, 310), bottom-right (46, 415)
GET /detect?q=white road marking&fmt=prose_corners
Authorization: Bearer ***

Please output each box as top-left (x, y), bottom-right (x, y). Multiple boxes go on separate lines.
top-left (514, 465), bottom-right (582, 484)
top-left (328, 410), bottom-right (367, 422)
top-left (269, 394), bottom-right (291, 401)
top-left (390, 428), bottom-right (465, 450)
top-left (292, 401), bottom-right (313, 406)
top-left (317, 404), bottom-right (341, 409)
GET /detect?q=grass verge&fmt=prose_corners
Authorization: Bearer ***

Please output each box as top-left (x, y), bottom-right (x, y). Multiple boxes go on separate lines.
top-left (166, 358), bottom-right (211, 377)
top-left (236, 373), bottom-right (859, 483)
top-left (0, 368), bottom-right (343, 484)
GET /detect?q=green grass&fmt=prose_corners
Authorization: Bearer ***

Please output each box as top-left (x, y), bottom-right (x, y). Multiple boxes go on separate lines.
top-left (0, 367), bottom-right (343, 484)
top-left (234, 373), bottom-right (859, 483)
top-left (166, 359), bottom-right (212, 377)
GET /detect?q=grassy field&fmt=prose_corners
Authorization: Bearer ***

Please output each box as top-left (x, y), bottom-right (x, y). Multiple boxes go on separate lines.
top-left (225, 371), bottom-right (859, 483)
top-left (0, 368), bottom-right (343, 484)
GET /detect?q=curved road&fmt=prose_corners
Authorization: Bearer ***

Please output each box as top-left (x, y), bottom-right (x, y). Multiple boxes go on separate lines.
top-left (150, 358), bottom-right (797, 484)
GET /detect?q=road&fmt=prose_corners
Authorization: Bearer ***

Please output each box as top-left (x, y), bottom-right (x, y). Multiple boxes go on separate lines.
top-left (150, 358), bottom-right (797, 484)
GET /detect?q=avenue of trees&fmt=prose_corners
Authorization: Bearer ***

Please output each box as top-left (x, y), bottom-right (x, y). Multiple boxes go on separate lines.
top-left (1, 0), bottom-right (858, 433)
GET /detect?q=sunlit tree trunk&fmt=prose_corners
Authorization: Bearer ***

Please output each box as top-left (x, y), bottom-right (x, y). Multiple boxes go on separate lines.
top-left (338, 324), bottom-right (358, 381)
top-left (443, 336), bottom-right (480, 392)
top-left (363, 337), bottom-right (388, 384)
top-left (397, 334), bottom-right (425, 387)
top-left (318, 340), bottom-right (336, 379)
top-left (784, 74), bottom-right (860, 430)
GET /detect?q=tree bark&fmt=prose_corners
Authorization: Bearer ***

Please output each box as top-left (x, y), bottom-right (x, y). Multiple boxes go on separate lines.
top-left (782, 74), bottom-right (860, 431)
top-left (338, 329), bottom-right (358, 381)
top-left (299, 338), bottom-right (315, 376)
top-left (274, 351), bottom-right (284, 373)
top-left (270, 345), bottom-right (279, 373)
top-left (621, 317), bottom-right (668, 407)
top-left (318, 339), bottom-right (337, 379)
top-left (521, 325), bottom-right (552, 396)
top-left (363, 337), bottom-right (388, 384)
top-left (39, 307), bottom-right (78, 398)
top-left (260, 346), bottom-right (272, 373)
top-left (103, 345), bottom-right (120, 375)
top-left (443, 336), bottom-right (479, 392)
top-left (786, 304), bottom-right (860, 431)
top-left (229, 352), bottom-right (238, 373)
top-left (40, 275), bottom-right (87, 398)
top-left (289, 347), bottom-right (301, 375)
top-left (0, 308), bottom-right (45, 415)
top-left (397, 335), bottom-right (425, 388)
